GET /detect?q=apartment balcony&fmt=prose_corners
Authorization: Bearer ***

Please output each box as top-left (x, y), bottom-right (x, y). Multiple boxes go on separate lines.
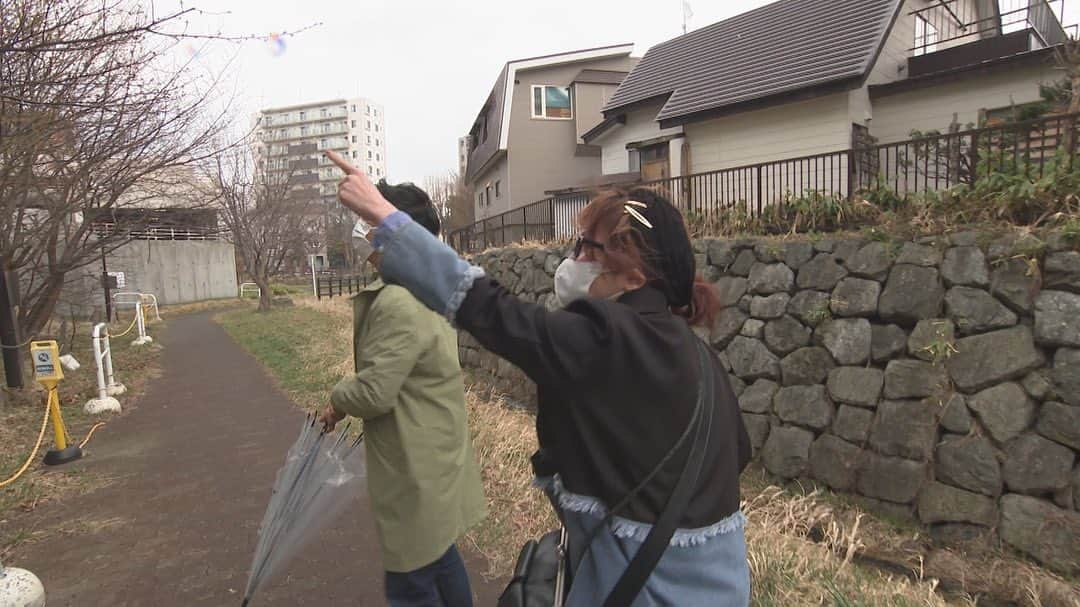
top-left (909, 1), bottom-right (1073, 77)
top-left (263, 108), bottom-right (349, 128)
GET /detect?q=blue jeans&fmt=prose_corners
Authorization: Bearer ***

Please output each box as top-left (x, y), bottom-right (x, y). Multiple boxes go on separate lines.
top-left (384, 545), bottom-right (474, 607)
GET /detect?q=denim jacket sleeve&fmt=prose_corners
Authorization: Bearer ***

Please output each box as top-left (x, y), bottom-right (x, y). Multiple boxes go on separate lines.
top-left (375, 213), bottom-right (610, 386)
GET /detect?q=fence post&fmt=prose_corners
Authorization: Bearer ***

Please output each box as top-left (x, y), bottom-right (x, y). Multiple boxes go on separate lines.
top-left (132, 301), bottom-right (152, 345)
top-left (316, 276), bottom-right (322, 300)
top-left (846, 149), bottom-right (856, 201)
top-left (84, 323), bottom-right (121, 414)
top-left (968, 131), bottom-right (980, 185)
top-left (1068, 114), bottom-right (1077, 171)
top-left (755, 165), bottom-right (763, 214)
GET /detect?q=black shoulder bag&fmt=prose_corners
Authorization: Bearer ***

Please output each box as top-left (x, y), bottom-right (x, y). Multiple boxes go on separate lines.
top-left (498, 339), bottom-right (716, 607)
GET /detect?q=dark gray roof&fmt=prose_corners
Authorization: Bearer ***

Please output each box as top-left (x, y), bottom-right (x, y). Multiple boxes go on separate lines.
top-left (604, 0), bottom-right (903, 125)
top-left (572, 69), bottom-right (630, 85)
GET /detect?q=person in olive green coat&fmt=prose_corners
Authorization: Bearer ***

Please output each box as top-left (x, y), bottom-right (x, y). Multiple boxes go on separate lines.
top-left (320, 181), bottom-right (486, 607)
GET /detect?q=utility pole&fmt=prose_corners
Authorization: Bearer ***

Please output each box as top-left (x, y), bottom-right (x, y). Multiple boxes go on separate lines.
top-left (101, 250), bottom-right (113, 322)
top-left (0, 269), bottom-right (25, 389)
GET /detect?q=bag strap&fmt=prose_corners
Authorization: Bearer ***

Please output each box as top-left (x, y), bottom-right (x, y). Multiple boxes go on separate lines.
top-left (601, 339), bottom-right (716, 607)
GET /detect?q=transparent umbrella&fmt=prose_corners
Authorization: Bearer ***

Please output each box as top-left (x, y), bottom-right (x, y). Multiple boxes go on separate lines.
top-left (242, 415), bottom-right (366, 606)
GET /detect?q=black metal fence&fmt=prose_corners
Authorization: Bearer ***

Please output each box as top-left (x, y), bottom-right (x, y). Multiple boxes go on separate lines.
top-left (447, 112), bottom-right (1078, 254)
top-left (315, 274), bottom-right (368, 299)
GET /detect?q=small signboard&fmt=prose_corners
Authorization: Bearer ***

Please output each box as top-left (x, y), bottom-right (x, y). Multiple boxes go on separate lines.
top-left (108, 271), bottom-right (126, 289)
top-left (30, 341), bottom-right (63, 383)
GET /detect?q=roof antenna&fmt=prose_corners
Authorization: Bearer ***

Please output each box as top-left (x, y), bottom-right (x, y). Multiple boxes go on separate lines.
top-left (682, 0), bottom-right (693, 34)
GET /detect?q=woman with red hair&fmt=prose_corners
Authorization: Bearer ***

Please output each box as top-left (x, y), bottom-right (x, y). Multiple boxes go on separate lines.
top-left (328, 151), bottom-right (751, 606)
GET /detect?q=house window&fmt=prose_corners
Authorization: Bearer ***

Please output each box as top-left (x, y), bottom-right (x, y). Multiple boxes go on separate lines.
top-left (351, 104), bottom-right (357, 112)
top-left (298, 111), bottom-right (305, 120)
top-left (367, 106), bottom-right (371, 115)
top-left (367, 135), bottom-right (372, 145)
top-left (485, 184), bottom-right (492, 205)
top-left (375, 124), bottom-right (379, 132)
top-left (367, 120), bottom-right (371, 130)
top-left (628, 149), bottom-right (641, 172)
top-left (351, 120), bottom-right (356, 127)
top-left (368, 150), bottom-right (372, 159)
top-left (375, 138), bottom-right (380, 147)
top-left (914, 14), bottom-right (938, 55)
top-left (320, 108), bottom-right (328, 118)
top-left (320, 138), bottom-right (327, 148)
top-left (374, 109), bottom-right (378, 117)
top-left (376, 153), bottom-right (380, 161)
top-left (351, 135), bottom-right (357, 143)
top-left (351, 150), bottom-right (357, 158)
top-left (264, 116), bottom-right (273, 126)
top-left (495, 180), bottom-right (500, 198)
top-left (531, 85), bottom-right (573, 119)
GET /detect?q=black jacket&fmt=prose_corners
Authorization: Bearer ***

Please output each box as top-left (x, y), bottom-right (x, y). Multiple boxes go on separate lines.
top-left (458, 280), bottom-right (751, 528)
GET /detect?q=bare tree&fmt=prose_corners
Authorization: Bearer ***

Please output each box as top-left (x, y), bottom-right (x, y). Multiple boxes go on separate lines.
top-left (207, 144), bottom-right (316, 311)
top-left (0, 0), bottom-right (237, 336)
top-left (423, 170), bottom-right (473, 232)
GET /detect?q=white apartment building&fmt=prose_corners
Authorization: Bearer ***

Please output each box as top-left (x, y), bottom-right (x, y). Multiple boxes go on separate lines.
top-left (254, 97), bottom-right (387, 203)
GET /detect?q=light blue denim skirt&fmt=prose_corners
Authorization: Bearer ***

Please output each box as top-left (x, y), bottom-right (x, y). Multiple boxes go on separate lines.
top-left (540, 476), bottom-right (751, 607)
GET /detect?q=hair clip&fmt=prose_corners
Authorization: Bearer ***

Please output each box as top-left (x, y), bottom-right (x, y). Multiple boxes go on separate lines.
top-left (623, 202), bottom-right (653, 229)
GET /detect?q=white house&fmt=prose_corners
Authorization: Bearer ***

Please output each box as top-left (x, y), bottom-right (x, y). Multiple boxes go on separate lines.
top-left (585, 0), bottom-right (1070, 200)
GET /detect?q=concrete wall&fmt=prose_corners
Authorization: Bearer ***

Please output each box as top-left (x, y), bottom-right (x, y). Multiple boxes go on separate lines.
top-left (460, 234), bottom-right (1080, 575)
top-left (869, 61), bottom-right (1062, 143)
top-left (105, 240), bottom-right (238, 305)
top-left (506, 56), bottom-right (637, 209)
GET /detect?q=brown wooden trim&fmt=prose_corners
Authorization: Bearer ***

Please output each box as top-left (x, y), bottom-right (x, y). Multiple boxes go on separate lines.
top-left (625, 133), bottom-right (683, 151)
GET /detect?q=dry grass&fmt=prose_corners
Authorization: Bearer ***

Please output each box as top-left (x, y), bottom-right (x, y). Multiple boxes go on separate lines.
top-left (0, 317), bottom-right (164, 559)
top-left (461, 385), bottom-right (557, 580)
top-left (214, 302), bottom-right (1080, 605)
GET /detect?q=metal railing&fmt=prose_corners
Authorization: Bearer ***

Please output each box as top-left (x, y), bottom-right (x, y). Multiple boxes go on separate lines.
top-left (91, 223), bottom-right (221, 241)
top-left (911, 0), bottom-right (1068, 55)
top-left (448, 113), bottom-right (1079, 254)
top-left (315, 274), bottom-right (369, 299)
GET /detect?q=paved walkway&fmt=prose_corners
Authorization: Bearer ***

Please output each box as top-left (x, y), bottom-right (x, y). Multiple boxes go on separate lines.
top-left (14, 312), bottom-right (502, 606)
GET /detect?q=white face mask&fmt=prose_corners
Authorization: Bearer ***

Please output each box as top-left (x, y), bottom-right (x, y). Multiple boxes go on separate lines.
top-left (554, 258), bottom-right (603, 308)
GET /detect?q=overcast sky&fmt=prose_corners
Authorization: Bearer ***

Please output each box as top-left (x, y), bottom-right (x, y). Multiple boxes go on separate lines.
top-left (166, 0), bottom-right (1078, 185)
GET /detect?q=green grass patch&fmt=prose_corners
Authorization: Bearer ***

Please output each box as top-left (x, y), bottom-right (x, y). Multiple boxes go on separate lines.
top-left (215, 303), bottom-right (352, 412)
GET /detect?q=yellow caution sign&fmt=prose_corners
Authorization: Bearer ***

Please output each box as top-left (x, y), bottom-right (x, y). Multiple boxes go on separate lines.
top-left (31, 341), bottom-right (82, 466)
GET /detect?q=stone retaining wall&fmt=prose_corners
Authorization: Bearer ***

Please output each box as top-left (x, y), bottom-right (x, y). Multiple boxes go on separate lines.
top-left (457, 232), bottom-right (1080, 574)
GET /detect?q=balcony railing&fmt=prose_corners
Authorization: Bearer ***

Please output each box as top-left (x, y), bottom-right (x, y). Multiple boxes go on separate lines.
top-left (92, 223), bottom-right (222, 241)
top-left (448, 112), bottom-right (1079, 254)
top-left (262, 109), bottom-right (349, 128)
top-left (911, 0), bottom-right (1069, 56)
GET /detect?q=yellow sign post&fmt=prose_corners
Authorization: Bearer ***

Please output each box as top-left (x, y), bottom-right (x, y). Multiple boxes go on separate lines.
top-left (30, 341), bottom-right (82, 466)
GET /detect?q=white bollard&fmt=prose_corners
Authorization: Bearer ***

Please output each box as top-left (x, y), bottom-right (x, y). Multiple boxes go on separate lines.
top-left (0, 562), bottom-right (45, 607)
top-left (103, 329), bottom-right (126, 397)
top-left (132, 301), bottom-right (153, 346)
top-left (85, 323), bottom-right (121, 414)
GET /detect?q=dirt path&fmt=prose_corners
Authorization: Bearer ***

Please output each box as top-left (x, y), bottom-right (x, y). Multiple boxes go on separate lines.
top-left (12, 312), bottom-right (503, 606)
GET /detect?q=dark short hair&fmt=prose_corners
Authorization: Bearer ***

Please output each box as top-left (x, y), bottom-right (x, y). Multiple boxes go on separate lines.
top-left (375, 180), bottom-right (440, 236)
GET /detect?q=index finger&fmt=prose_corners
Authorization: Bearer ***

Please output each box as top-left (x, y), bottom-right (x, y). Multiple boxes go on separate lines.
top-left (325, 150), bottom-right (359, 175)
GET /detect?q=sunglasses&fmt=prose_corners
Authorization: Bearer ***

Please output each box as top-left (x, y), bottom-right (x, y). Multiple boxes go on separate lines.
top-left (573, 236), bottom-right (605, 259)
